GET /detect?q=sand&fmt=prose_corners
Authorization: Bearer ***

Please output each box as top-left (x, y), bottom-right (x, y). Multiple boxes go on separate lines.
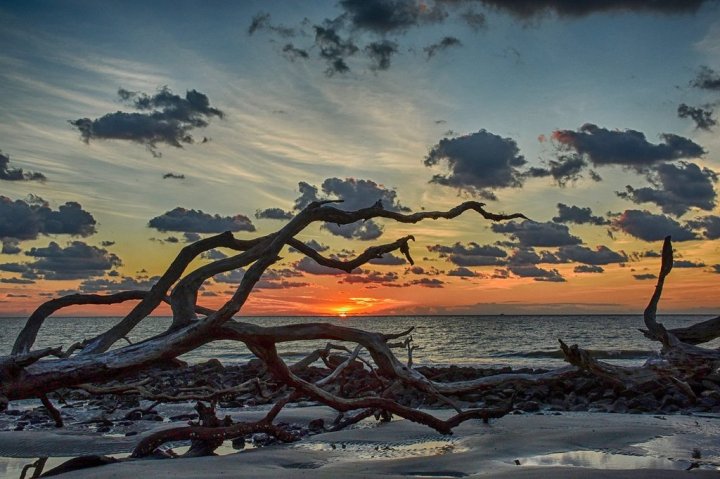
top-left (1, 407), bottom-right (719, 478)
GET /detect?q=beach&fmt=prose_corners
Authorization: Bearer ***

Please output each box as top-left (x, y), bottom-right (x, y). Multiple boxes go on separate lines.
top-left (1, 406), bottom-right (719, 478)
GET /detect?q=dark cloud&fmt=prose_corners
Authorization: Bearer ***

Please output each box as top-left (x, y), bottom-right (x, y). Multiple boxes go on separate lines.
top-left (687, 215), bottom-right (720, 239)
top-left (0, 196), bottom-right (96, 241)
top-left (2, 239), bottom-right (21, 254)
top-left (148, 207), bottom-right (255, 233)
top-left (460, 10), bottom-right (486, 30)
top-left (524, 155), bottom-right (594, 186)
top-left (674, 260), bottom-right (706, 268)
top-left (424, 130), bottom-right (527, 198)
top-left (553, 203), bottom-right (609, 226)
top-left (78, 275), bottom-right (159, 294)
top-left (447, 267), bottom-right (478, 277)
top-left (408, 278), bottom-right (445, 288)
top-left (294, 178), bottom-right (408, 240)
top-left (508, 264), bottom-right (565, 282)
top-left (677, 104), bottom-right (716, 131)
top-left (710, 265), bottom-right (720, 274)
top-left (0, 151), bottom-right (46, 182)
top-left (634, 273), bottom-right (657, 280)
top-left (365, 40), bottom-right (399, 71)
top-left (368, 253), bottom-right (407, 265)
top-left (248, 12), bottom-right (296, 37)
top-left (429, 242), bottom-right (507, 266)
top-left (254, 279), bottom-right (309, 290)
top-left (492, 220), bottom-right (582, 247)
top-left (282, 43), bottom-right (310, 61)
top-left (18, 241), bottom-right (121, 280)
top-left (255, 207), bottom-right (293, 220)
top-left (691, 65), bottom-right (720, 91)
top-left (424, 36), bottom-right (462, 59)
top-left (101, 241), bottom-right (115, 247)
top-left (474, 0), bottom-right (708, 18)
top-left (507, 248), bottom-right (563, 265)
top-left (340, 270), bottom-right (400, 285)
top-left (574, 265), bottom-right (604, 273)
top-left (70, 87), bottom-right (224, 156)
top-left (557, 245), bottom-right (627, 265)
top-left (183, 232), bottom-right (202, 243)
top-left (552, 124), bottom-right (704, 171)
top-left (314, 25), bottom-right (358, 76)
top-left (163, 172), bottom-right (185, 180)
top-left (340, 0), bottom-right (446, 34)
top-left (295, 257), bottom-right (360, 275)
top-left (0, 277), bottom-right (35, 284)
top-left (289, 239), bottom-right (330, 254)
top-left (214, 268), bottom-right (246, 284)
top-left (617, 161), bottom-right (717, 216)
top-left (611, 210), bottom-right (697, 242)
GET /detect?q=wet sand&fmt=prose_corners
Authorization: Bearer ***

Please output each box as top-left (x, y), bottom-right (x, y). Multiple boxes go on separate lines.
top-left (1, 407), bottom-right (719, 478)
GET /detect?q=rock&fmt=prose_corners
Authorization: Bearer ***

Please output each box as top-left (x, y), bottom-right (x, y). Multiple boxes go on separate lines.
top-left (308, 418), bottom-right (325, 432)
top-left (232, 437), bottom-right (246, 450)
top-left (516, 401), bottom-right (540, 412)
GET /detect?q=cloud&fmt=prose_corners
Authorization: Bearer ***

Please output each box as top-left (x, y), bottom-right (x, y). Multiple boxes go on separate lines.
top-left (429, 242), bottom-right (507, 266)
top-left (163, 172), bottom-right (185, 180)
top-left (574, 265), bottom-right (604, 273)
top-left (691, 65), bottom-right (720, 91)
top-left (474, 0), bottom-right (708, 18)
top-left (368, 253), bottom-right (407, 265)
top-left (507, 248), bottom-right (563, 265)
top-left (282, 43), bottom-right (310, 61)
top-left (201, 249), bottom-right (229, 261)
top-left (70, 87), bottom-right (224, 156)
top-left (677, 104), bottom-right (716, 131)
top-left (553, 203), bottom-right (609, 225)
top-left (552, 124), bottom-right (704, 171)
top-left (214, 268), bottom-right (246, 284)
top-left (617, 161), bottom-right (717, 216)
top-left (0, 277), bottom-right (35, 284)
top-left (2, 239), bottom-right (21, 254)
top-left (447, 267), bottom-right (478, 277)
top-left (78, 275), bottom-right (159, 293)
top-left (339, 0), bottom-right (446, 34)
top-left (611, 210), bottom-right (697, 242)
top-left (424, 130), bottom-right (527, 199)
top-left (364, 40), bottom-right (399, 71)
top-left (674, 260), bottom-right (706, 268)
top-left (508, 264), bottom-right (565, 282)
top-left (148, 207), bottom-right (255, 233)
top-left (255, 207), bottom-right (293, 220)
top-left (293, 178), bottom-right (409, 240)
top-left (687, 215), bottom-right (720, 239)
top-left (295, 257), bottom-right (360, 275)
top-left (491, 220), bottom-right (582, 247)
top-left (460, 10), bottom-right (486, 30)
top-left (314, 25), bottom-right (359, 76)
top-left (633, 273), bottom-right (657, 280)
top-left (408, 277), bottom-right (444, 288)
top-left (557, 245), bottom-right (627, 265)
top-left (0, 151), bottom-right (46, 182)
top-left (424, 36), bottom-right (462, 59)
top-left (247, 12), bottom-right (296, 37)
top-left (13, 241), bottom-right (122, 280)
top-left (0, 196), bottom-right (96, 241)
top-left (340, 270), bottom-right (400, 285)
top-left (183, 232), bottom-right (201, 243)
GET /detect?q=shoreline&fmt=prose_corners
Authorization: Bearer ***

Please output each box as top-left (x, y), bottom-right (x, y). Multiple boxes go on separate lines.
top-left (2, 407), bottom-right (719, 478)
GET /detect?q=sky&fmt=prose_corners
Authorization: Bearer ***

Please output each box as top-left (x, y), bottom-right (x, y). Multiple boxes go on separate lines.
top-left (1, 0), bottom-right (720, 317)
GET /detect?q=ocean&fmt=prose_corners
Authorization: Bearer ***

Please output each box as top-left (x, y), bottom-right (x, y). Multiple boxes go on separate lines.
top-left (1, 315), bottom-right (717, 369)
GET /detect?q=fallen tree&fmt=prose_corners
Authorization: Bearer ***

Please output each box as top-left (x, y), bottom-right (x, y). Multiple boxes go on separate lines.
top-left (1, 199), bottom-right (554, 455)
top-left (2, 197), bottom-right (718, 459)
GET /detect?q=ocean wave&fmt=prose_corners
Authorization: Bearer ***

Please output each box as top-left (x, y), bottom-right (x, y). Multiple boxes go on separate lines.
top-left (493, 349), bottom-right (656, 360)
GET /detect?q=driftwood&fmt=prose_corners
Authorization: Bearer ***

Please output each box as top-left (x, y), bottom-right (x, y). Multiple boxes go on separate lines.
top-left (560, 236), bottom-right (720, 400)
top-left (1, 199), bottom-right (549, 456)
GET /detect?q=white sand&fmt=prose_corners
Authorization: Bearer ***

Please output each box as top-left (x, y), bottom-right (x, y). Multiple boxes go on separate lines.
top-left (2, 408), bottom-right (719, 478)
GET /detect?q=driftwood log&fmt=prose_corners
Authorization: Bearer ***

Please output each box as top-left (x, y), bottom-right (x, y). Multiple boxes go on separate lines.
top-left (2, 194), bottom-right (718, 459)
top-left (1, 199), bottom-right (550, 451)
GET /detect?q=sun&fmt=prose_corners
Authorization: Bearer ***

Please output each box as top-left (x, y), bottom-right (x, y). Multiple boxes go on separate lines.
top-left (334, 306), bottom-right (352, 318)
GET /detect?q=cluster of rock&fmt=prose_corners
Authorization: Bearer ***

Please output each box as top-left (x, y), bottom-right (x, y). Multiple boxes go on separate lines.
top-left (3, 358), bottom-right (720, 435)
